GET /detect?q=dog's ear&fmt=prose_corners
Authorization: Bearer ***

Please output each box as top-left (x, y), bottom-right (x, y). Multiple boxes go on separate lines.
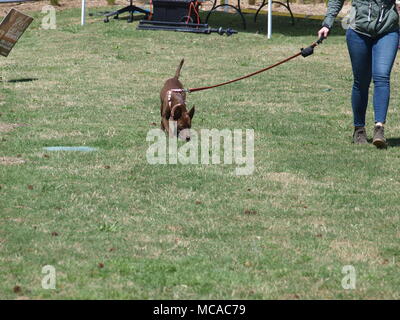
top-left (188, 105), bottom-right (195, 119)
top-left (171, 104), bottom-right (183, 120)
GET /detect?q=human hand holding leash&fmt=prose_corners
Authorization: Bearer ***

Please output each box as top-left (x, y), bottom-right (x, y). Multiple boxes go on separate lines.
top-left (318, 26), bottom-right (330, 40)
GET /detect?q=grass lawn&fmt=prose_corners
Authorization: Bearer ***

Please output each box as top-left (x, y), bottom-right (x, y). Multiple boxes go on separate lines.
top-left (1, 6), bottom-right (400, 299)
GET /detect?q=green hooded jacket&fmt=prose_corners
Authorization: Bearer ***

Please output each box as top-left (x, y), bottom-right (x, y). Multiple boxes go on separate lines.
top-left (322, 0), bottom-right (399, 37)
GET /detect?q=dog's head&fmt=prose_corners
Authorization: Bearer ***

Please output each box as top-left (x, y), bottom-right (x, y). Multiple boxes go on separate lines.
top-left (170, 104), bottom-right (195, 141)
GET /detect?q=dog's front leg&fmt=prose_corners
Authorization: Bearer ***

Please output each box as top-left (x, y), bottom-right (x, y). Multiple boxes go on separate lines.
top-left (162, 117), bottom-right (175, 137)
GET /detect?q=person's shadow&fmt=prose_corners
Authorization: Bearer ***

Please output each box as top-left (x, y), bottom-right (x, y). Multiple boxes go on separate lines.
top-left (387, 138), bottom-right (400, 147)
top-left (366, 138), bottom-right (400, 148)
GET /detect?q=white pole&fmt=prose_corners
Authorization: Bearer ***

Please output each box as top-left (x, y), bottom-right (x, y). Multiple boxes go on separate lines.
top-left (267, 0), bottom-right (272, 39)
top-left (81, 0), bottom-right (86, 26)
top-left (224, 0), bottom-right (229, 13)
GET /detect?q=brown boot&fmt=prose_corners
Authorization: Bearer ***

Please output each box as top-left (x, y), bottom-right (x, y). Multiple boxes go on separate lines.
top-left (372, 124), bottom-right (387, 149)
top-left (353, 127), bottom-right (368, 144)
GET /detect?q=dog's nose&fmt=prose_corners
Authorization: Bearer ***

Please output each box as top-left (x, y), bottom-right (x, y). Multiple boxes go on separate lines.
top-left (186, 137), bottom-right (191, 142)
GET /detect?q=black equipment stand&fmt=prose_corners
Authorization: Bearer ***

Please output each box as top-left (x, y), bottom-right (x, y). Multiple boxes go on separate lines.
top-left (104, 0), bottom-right (150, 23)
top-left (137, 20), bottom-right (237, 36)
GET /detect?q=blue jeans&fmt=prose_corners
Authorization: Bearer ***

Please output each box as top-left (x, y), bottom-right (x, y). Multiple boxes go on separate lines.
top-left (346, 28), bottom-right (399, 127)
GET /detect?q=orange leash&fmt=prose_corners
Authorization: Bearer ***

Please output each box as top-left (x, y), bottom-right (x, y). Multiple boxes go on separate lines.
top-left (186, 37), bottom-right (325, 93)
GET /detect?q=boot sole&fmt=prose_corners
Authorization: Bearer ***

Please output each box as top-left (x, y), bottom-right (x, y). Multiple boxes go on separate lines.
top-left (373, 138), bottom-right (387, 149)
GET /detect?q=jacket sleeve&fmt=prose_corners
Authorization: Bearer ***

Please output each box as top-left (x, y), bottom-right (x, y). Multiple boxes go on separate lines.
top-left (322, 0), bottom-right (345, 29)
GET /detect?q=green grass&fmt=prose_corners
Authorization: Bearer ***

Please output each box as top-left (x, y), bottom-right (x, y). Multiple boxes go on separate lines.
top-left (1, 8), bottom-right (400, 299)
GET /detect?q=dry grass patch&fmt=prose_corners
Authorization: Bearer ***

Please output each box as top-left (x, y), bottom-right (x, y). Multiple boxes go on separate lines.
top-left (0, 157), bottom-right (26, 165)
top-left (0, 123), bottom-right (27, 133)
top-left (329, 240), bottom-right (380, 264)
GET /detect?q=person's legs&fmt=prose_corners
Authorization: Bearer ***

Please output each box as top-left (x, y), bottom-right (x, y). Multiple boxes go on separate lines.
top-left (346, 28), bottom-right (372, 128)
top-left (372, 30), bottom-right (399, 125)
top-left (369, 30), bottom-right (399, 148)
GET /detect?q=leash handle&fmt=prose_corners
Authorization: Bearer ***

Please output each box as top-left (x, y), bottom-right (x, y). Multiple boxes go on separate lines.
top-left (301, 36), bottom-right (325, 57)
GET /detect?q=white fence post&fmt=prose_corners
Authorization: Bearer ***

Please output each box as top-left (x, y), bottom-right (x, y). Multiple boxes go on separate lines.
top-left (81, 0), bottom-right (86, 26)
top-left (267, 0), bottom-right (272, 39)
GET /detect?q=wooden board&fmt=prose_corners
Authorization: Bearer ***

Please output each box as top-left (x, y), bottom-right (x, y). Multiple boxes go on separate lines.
top-left (0, 8), bottom-right (33, 57)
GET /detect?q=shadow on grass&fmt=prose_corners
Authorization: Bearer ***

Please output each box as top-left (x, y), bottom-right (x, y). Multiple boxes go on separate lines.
top-left (201, 11), bottom-right (345, 38)
top-left (387, 138), bottom-right (400, 147)
top-left (366, 138), bottom-right (400, 148)
top-left (1, 78), bottom-right (38, 83)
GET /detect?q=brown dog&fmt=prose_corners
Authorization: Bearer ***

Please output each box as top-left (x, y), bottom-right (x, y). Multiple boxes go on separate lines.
top-left (160, 59), bottom-right (195, 141)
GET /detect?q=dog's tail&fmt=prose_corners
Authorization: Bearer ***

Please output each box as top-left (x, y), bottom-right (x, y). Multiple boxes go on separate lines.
top-left (174, 59), bottom-right (184, 79)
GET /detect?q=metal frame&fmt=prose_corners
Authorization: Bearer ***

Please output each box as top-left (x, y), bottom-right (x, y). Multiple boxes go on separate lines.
top-left (205, 0), bottom-right (246, 29)
top-left (254, 0), bottom-right (294, 25)
top-left (103, 0), bottom-right (150, 23)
